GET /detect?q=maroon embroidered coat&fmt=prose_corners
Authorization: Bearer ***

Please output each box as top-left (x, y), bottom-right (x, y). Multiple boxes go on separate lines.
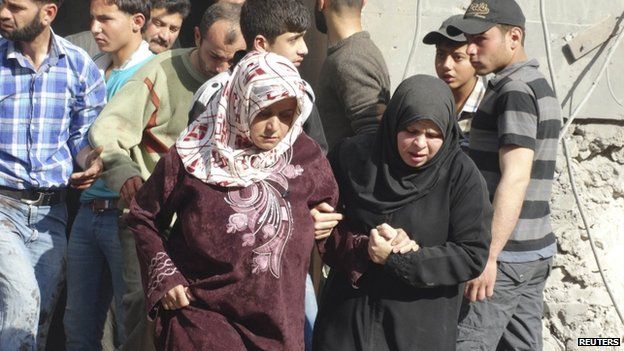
top-left (127, 136), bottom-right (338, 351)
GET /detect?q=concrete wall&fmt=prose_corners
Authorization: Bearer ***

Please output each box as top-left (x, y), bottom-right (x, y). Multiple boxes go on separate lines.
top-left (357, 0), bottom-right (624, 120)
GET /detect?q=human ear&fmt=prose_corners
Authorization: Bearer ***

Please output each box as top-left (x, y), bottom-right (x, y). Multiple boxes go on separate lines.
top-left (132, 13), bottom-right (146, 33)
top-left (193, 26), bottom-right (201, 47)
top-left (253, 35), bottom-right (270, 52)
top-left (41, 3), bottom-right (58, 26)
top-left (316, 0), bottom-right (326, 11)
top-left (509, 27), bottom-right (523, 48)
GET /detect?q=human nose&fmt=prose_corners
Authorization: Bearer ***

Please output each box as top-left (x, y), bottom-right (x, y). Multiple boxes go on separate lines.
top-left (265, 116), bottom-right (279, 131)
top-left (90, 20), bottom-right (101, 34)
top-left (413, 134), bottom-right (426, 148)
top-left (442, 55), bottom-right (453, 70)
top-left (0, 6), bottom-right (9, 19)
top-left (159, 29), bottom-right (170, 43)
top-left (299, 40), bottom-right (308, 56)
top-left (215, 60), bottom-right (230, 73)
top-left (466, 43), bottom-right (477, 56)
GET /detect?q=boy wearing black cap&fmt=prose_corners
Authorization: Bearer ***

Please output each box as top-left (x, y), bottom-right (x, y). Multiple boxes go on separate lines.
top-left (423, 14), bottom-right (487, 150)
top-left (448, 0), bottom-right (562, 350)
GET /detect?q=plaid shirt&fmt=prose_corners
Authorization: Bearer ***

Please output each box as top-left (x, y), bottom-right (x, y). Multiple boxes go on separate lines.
top-left (458, 75), bottom-right (487, 150)
top-left (0, 34), bottom-right (106, 189)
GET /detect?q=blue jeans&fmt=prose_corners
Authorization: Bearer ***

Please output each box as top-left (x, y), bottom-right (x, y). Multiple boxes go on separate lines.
top-left (64, 204), bottom-right (126, 350)
top-left (304, 273), bottom-right (317, 351)
top-left (0, 193), bottom-right (67, 351)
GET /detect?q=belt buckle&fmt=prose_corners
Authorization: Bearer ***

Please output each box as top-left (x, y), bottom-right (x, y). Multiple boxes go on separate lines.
top-left (91, 200), bottom-right (103, 213)
top-left (92, 199), bottom-right (114, 213)
top-left (20, 191), bottom-right (45, 206)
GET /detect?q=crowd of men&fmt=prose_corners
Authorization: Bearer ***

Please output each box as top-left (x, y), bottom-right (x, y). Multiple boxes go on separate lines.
top-left (0, 0), bottom-right (560, 350)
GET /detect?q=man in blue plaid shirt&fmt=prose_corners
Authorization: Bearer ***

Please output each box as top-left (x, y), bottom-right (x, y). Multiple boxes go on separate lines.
top-left (0, 0), bottom-right (106, 349)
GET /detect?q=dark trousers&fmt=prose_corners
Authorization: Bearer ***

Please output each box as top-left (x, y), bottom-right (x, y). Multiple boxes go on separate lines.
top-left (457, 258), bottom-right (553, 351)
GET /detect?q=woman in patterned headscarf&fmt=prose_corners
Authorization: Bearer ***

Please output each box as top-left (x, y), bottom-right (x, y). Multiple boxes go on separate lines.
top-left (127, 51), bottom-right (338, 350)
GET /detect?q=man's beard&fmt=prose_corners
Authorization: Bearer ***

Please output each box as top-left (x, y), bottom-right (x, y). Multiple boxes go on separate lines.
top-left (1, 15), bottom-right (45, 42)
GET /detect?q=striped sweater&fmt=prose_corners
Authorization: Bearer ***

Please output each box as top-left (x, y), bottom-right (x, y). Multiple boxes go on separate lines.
top-left (89, 48), bottom-right (210, 196)
top-left (468, 59), bottom-right (561, 260)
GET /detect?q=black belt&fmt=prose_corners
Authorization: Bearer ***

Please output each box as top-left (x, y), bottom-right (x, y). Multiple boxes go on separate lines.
top-left (0, 186), bottom-right (67, 206)
top-left (85, 198), bottom-right (120, 212)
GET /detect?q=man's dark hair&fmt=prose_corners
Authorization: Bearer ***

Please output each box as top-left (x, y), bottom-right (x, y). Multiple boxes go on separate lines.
top-left (34, 0), bottom-right (65, 6)
top-left (240, 0), bottom-right (310, 50)
top-left (199, 2), bottom-right (242, 42)
top-left (103, 0), bottom-right (151, 23)
top-left (150, 0), bottom-right (191, 19)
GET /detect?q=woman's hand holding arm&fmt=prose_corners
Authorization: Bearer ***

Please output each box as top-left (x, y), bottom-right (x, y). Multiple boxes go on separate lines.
top-left (368, 228), bottom-right (393, 264)
top-left (376, 223), bottom-right (419, 254)
top-left (161, 285), bottom-right (192, 310)
top-left (310, 202), bottom-right (344, 240)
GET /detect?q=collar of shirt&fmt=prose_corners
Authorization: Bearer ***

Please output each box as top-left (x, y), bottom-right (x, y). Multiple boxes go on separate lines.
top-left (5, 29), bottom-right (66, 71)
top-left (460, 75), bottom-right (488, 116)
top-left (489, 58), bottom-right (539, 89)
top-left (93, 40), bottom-right (152, 73)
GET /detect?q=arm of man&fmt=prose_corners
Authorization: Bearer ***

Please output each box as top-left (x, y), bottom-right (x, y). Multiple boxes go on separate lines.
top-left (68, 58), bottom-right (107, 188)
top-left (89, 74), bottom-right (159, 197)
top-left (71, 145), bottom-right (104, 189)
top-left (464, 145), bottom-right (533, 301)
top-left (336, 50), bottom-right (390, 135)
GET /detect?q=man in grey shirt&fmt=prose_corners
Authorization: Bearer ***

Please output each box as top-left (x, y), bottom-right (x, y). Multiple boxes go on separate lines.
top-left (448, 0), bottom-right (562, 349)
top-left (314, 0), bottom-right (390, 150)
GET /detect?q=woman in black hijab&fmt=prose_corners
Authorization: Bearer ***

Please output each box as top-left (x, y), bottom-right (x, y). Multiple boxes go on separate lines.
top-left (313, 75), bottom-right (492, 351)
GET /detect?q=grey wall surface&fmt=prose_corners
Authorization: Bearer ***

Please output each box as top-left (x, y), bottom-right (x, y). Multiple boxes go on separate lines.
top-left (337, 0), bottom-right (623, 121)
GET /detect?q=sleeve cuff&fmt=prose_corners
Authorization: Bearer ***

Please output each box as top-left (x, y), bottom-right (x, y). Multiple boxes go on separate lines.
top-left (144, 251), bottom-right (188, 319)
top-left (70, 137), bottom-right (91, 160)
top-left (499, 134), bottom-right (535, 149)
top-left (384, 252), bottom-right (410, 282)
top-left (101, 164), bottom-right (143, 194)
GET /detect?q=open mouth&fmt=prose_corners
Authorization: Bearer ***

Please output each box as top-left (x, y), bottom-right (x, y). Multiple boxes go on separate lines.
top-left (408, 151), bottom-right (427, 161)
top-left (442, 75), bottom-right (455, 83)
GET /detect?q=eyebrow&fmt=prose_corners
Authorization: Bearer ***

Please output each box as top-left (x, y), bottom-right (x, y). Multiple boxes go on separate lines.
top-left (92, 14), bottom-right (113, 20)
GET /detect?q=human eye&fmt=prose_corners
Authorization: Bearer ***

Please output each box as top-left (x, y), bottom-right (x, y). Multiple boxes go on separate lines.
top-left (257, 109), bottom-right (273, 119)
top-left (279, 109), bottom-right (295, 119)
top-left (426, 129), bottom-right (442, 138)
top-left (405, 127), bottom-right (420, 135)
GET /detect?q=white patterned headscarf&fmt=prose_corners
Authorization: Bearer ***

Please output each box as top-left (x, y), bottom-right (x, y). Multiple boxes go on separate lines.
top-left (176, 51), bottom-right (314, 187)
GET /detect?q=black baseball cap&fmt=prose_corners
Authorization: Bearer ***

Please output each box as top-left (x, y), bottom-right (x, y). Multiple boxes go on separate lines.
top-left (447, 0), bottom-right (525, 36)
top-left (422, 15), bottom-right (467, 45)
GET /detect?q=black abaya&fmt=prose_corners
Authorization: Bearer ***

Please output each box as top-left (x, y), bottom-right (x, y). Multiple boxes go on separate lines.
top-left (313, 75), bottom-right (492, 351)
